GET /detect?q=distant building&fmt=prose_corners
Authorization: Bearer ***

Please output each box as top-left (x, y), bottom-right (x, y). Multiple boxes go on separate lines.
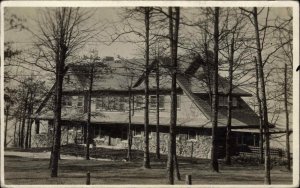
top-left (31, 56), bottom-right (275, 159)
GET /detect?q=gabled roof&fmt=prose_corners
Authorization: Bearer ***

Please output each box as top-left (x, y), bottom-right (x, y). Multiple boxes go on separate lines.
top-left (63, 58), bottom-right (145, 92)
top-left (132, 57), bottom-right (260, 128)
top-left (133, 57), bottom-right (251, 96)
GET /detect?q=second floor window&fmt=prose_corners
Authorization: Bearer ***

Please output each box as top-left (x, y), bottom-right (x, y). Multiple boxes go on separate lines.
top-left (135, 95), bottom-right (144, 109)
top-left (95, 95), bottom-right (128, 112)
top-left (149, 95), bottom-right (165, 109)
top-left (77, 96), bottom-right (84, 107)
top-left (95, 97), bottom-right (103, 110)
top-left (62, 96), bottom-right (72, 107)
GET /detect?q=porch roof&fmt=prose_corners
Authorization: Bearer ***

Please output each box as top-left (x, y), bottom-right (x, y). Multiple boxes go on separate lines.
top-left (35, 110), bottom-right (259, 129)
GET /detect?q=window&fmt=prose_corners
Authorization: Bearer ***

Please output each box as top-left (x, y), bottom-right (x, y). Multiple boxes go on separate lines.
top-left (219, 96), bottom-right (227, 107)
top-left (107, 96), bottom-right (113, 110)
top-left (177, 95), bottom-right (181, 109)
top-left (95, 97), bottom-right (102, 110)
top-left (112, 96), bottom-right (118, 111)
top-left (159, 96), bottom-right (165, 109)
top-left (96, 95), bottom-right (128, 112)
top-left (62, 96), bottom-right (72, 107)
top-left (219, 96), bottom-right (238, 107)
top-left (150, 96), bottom-right (156, 109)
top-left (103, 96), bottom-right (108, 110)
top-left (77, 96), bottom-right (84, 107)
top-left (150, 95), bottom-right (165, 109)
top-left (136, 95), bottom-right (143, 109)
top-left (119, 97), bottom-right (125, 111)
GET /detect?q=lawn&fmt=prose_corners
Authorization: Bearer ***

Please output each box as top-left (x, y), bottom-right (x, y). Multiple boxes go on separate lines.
top-left (4, 146), bottom-right (293, 185)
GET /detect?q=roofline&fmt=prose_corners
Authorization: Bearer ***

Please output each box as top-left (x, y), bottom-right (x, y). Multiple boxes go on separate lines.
top-left (195, 92), bottom-right (252, 97)
top-left (33, 116), bottom-right (264, 130)
top-left (62, 88), bottom-right (183, 95)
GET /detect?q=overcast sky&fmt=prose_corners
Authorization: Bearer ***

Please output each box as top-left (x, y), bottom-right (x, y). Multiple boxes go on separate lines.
top-left (4, 7), bottom-right (292, 59)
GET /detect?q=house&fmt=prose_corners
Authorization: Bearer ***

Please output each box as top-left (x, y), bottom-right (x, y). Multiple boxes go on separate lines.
top-left (31, 56), bottom-right (272, 159)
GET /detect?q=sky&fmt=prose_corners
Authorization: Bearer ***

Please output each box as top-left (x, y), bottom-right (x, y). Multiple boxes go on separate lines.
top-left (4, 7), bottom-right (139, 58)
top-left (4, 6), bottom-right (292, 59)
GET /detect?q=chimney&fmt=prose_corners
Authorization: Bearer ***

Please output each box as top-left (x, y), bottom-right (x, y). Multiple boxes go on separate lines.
top-left (104, 56), bottom-right (114, 63)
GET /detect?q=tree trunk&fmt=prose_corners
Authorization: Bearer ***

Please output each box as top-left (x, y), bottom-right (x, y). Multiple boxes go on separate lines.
top-left (25, 119), bottom-right (30, 148)
top-left (156, 59), bottom-right (161, 160)
top-left (143, 7), bottom-right (151, 169)
top-left (284, 64), bottom-right (291, 171)
top-left (86, 65), bottom-right (94, 160)
top-left (167, 7), bottom-right (180, 184)
top-left (253, 7), bottom-right (271, 184)
top-left (4, 106), bottom-right (10, 148)
top-left (225, 38), bottom-right (234, 165)
top-left (21, 90), bottom-right (29, 148)
top-left (174, 153), bottom-right (181, 180)
top-left (28, 118), bottom-right (33, 148)
top-left (13, 118), bottom-right (18, 147)
top-left (127, 88), bottom-right (132, 161)
top-left (211, 7), bottom-right (219, 172)
top-left (50, 50), bottom-right (65, 177)
top-left (49, 121), bottom-right (56, 169)
top-left (25, 101), bottom-right (33, 149)
top-left (173, 7), bottom-right (180, 181)
top-left (167, 7), bottom-right (175, 185)
top-left (18, 116), bottom-right (22, 147)
top-left (255, 57), bottom-right (264, 164)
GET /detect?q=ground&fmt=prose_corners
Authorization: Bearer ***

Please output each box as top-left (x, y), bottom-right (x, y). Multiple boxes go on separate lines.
top-left (3, 145), bottom-right (293, 185)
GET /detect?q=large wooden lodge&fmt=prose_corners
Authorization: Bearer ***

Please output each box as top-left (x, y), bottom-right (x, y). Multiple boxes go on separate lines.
top-left (31, 56), bottom-right (275, 159)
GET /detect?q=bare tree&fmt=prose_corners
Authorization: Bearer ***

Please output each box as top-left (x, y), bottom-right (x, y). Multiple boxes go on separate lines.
top-left (254, 57), bottom-right (264, 164)
top-left (252, 7), bottom-right (271, 184)
top-left (273, 11), bottom-right (293, 171)
top-left (4, 92), bottom-right (14, 148)
top-left (121, 59), bottom-right (137, 161)
top-left (155, 59), bottom-right (161, 160)
top-left (143, 7), bottom-right (151, 169)
top-left (218, 8), bottom-right (250, 165)
top-left (284, 64), bottom-right (291, 171)
top-left (211, 7), bottom-right (220, 172)
top-left (225, 37), bottom-right (234, 165)
top-left (167, 7), bottom-right (181, 184)
top-left (86, 64), bottom-right (94, 160)
top-left (127, 86), bottom-right (133, 161)
top-left (30, 8), bottom-right (95, 177)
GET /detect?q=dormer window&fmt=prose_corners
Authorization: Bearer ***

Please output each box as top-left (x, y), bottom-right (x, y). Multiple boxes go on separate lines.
top-left (219, 96), bottom-right (238, 107)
